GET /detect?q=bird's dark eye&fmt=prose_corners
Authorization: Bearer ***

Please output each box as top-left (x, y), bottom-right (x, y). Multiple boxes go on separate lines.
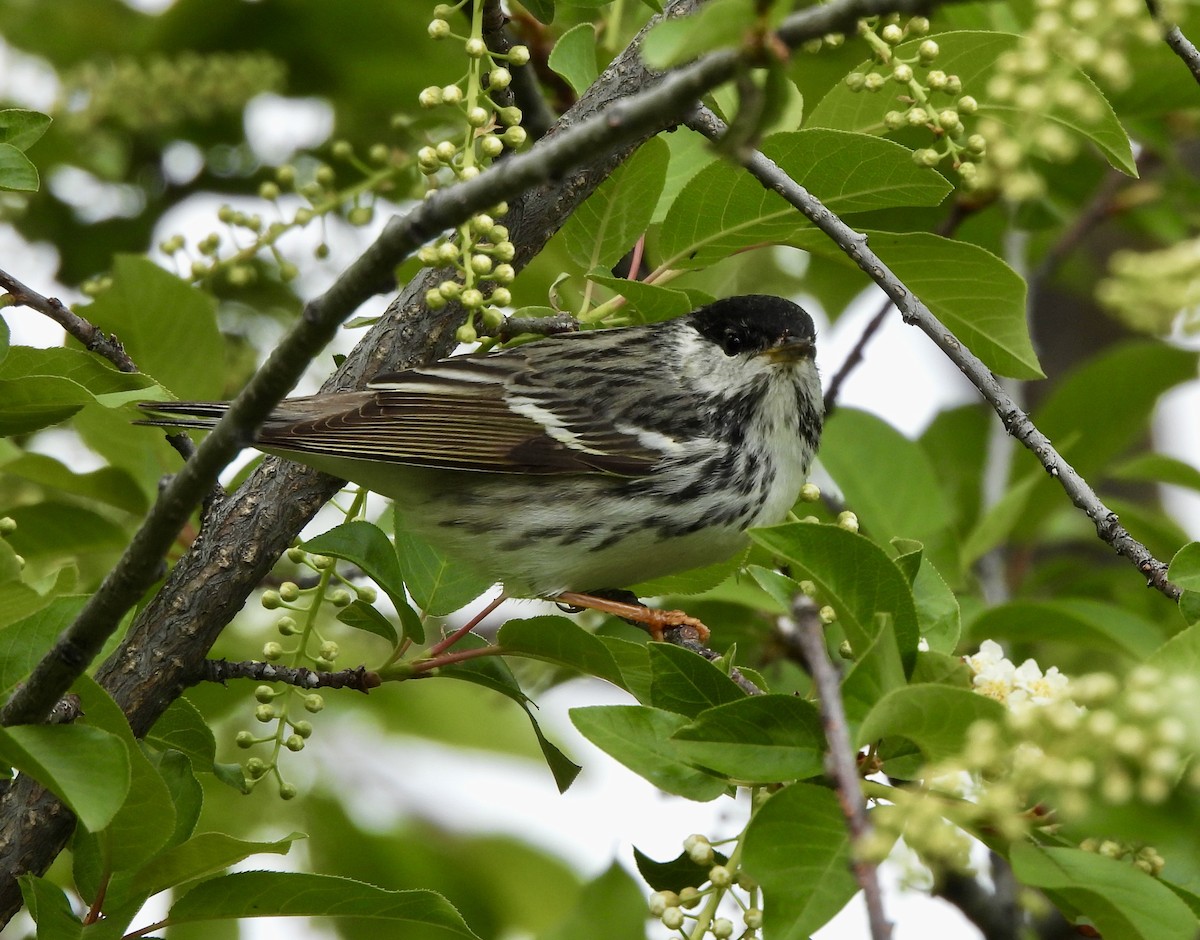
top-left (722, 332), bottom-right (744, 356)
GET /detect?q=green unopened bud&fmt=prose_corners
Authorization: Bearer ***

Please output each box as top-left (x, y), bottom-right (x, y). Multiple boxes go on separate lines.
top-left (262, 641), bottom-right (284, 661)
top-left (456, 323), bottom-right (478, 344)
top-left (441, 84), bottom-right (463, 105)
top-left (347, 206), bottom-right (374, 226)
top-left (426, 289), bottom-right (447, 309)
top-left (498, 106), bottom-right (523, 127)
top-left (279, 781), bottom-right (298, 800)
top-left (880, 23), bottom-right (904, 43)
top-left (466, 106), bottom-right (490, 127)
top-left (277, 616), bottom-right (299, 636)
top-left (245, 757), bottom-right (267, 778)
top-left (419, 85), bottom-right (443, 108)
top-left (918, 39), bottom-right (940, 62)
top-left (489, 67), bottom-right (512, 89)
top-left (293, 720), bottom-right (314, 738)
top-left (255, 703), bottom-right (276, 722)
top-left (892, 63), bottom-right (913, 83)
top-left (285, 734), bottom-right (305, 752)
top-left (461, 288), bottom-right (484, 308)
top-left (508, 45), bottom-right (530, 66)
top-left (489, 287), bottom-right (512, 306)
top-left (0, 517), bottom-right (16, 535)
top-left (235, 731), bottom-right (255, 748)
top-left (503, 126), bottom-right (527, 147)
top-left (279, 581), bottom-right (301, 602)
top-left (819, 605), bottom-right (837, 624)
top-left (480, 135), bottom-right (504, 158)
top-left (662, 908), bottom-right (685, 930)
top-left (261, 590), bottom-right (282, 610)
top-left (427, 18), bottom-right (451, 38)
top-left (304, 694), bottom-right (325, 713)
top-left (845, 72), bottom-right (866, 91)
top-left (255, 685), bottom-right (276, 703)
top-left (493, 263), bottom-right (516, 283)
top-left (327, 589), bottom-right (353, 608)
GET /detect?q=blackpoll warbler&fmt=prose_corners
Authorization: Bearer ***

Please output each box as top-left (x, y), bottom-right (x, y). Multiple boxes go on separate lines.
top-left (140, 295), bottom-right (823, 639)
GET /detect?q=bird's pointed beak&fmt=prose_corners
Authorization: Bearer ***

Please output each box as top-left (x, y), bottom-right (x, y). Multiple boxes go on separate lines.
top-left (761, 335), bottom-right (815, 363)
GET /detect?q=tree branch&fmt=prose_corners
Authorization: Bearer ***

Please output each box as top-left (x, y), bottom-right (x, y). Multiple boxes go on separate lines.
top-left (782, 598), bottom-right (891, 940)
top-left (0, 267), bottom-right (197, 463)
top-left (196, 660), bottom-right (380, 692)
top-left (686, 106), bottom-right (1182, 602)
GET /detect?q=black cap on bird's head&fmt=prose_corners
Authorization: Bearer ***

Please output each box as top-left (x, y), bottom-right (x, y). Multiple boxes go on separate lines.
top-left (688, 295), bottom-right (817, 362)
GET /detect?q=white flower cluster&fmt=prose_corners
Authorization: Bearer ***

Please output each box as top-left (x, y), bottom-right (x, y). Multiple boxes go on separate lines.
top-left (964, 639), bottom-right (1070, 710)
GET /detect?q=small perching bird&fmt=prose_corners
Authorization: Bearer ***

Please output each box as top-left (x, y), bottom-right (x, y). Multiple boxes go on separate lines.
top-left (139, 294), bottom-right (823, 640)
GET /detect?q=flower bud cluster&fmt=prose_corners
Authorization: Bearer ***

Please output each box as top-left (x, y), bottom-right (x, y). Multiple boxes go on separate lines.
top-left (1097, 235), bottom-right (1200, 337)
top-left (238, 539), bottom-right (382, 796)
top-left (843, 16), bottom-right (984, 184)
top-left (61, 51), bottom-right (284, 135)
top-left (417, 2), bottom-right (528, 343)
top-left (151, 133), bottom-right (401, 294)
top-left (970, 0), bottom-right (1169, 201)
top-left (1079, 838), bottom-right (1166, 877)
top-left (866, 644), bottom-right (1200, 882)
top-left (647, 832), bottom-right (763, 939)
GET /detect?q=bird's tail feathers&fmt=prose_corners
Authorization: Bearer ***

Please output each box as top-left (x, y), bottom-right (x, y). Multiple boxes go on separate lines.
top-left (135, 401), bottom-right (230, 430)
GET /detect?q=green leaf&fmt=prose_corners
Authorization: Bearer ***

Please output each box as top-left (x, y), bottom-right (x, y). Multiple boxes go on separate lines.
top-left (1111, 454), bottom-right (1200, 494)
top-left (961, 470), bottom-right (1040, 566)
top-left (115, 832), bottom-right (302, 909)
top-left (741, 782), bottom-right (859, 938)
top-left (304, 521), bottom-right (408, 620)
top-left (79, 255), bottom-right (223, 399)
top-left (540, 863), bottom-right (646, 940)
top-left (583, 275), bottom-right (695, 324)
top-left (672, 695), bottom-right (824, 782)
top-left (2, 501), bottom-right (127, 563)
top-left (658, 129), bottom-right (951, 270)
top-left (648, 643), bottom-right (744, 717)
top-left (1169, 542), bottom-right (1200, 593)
top-left (911, 555), bottom-right (960, 653)
top-left (0, 346), bottom-right (160, 435)
top-left (559, 136), bottom-right (669, 272)
top-left (809, 31), bottom-right (1135, 175)
top-left (749, 524), bottom-right (920, 663)
top-left (438, 632), bottom-right (582, 793)
top-left (635, 846), bottom-right (729, 894)
top-left (497, 616), bottom-right (625, 688)
top-left (569, 705), bottom-right (728, 800)
top-left (858, 685), bottom-right (1005, 764)
top-left (0, 143), bottom-right (38, 191)
top-left (18, 875), bottom-right (81, 938)
top-left (72, 677), bottom-right (177, 870)
top-left (0, 451), bottom-right (147, 515)
top-left (840, 618), bottom-right (906, 721)
top-left (0, 594), bottom-right (88, 691)
top-left (547, 23), bottom-right (598, 97)
top-left (1009, 844), bottom-right (1198, 939)
top-left (393, 519), bottom-right (493, 621)
top-left (168, 871), bottom-right (479, 935)
top-left (1148, 620), bottom-right (1200, 672)
top-left (0, 108), bottom-right (52, 150)
top-left (1016, 342), bottom-right (1198, 535)
top-left (867, 232), bottom-right (1040, 380)
top-left (641, 0), bottom-right (760, 69)
top-left (0, 724), bottom-right (129, 831)
top-left (145, 696), bottom-right (220, 774)
top-left (820, 409), bottom-right (957, 573)
top-left (337, 599), bottom-right (399, 645)
top-left (966, 599), bottom-right (1167, 661)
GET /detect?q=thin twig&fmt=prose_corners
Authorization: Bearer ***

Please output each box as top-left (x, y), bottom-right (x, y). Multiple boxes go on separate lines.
top-left (784, 598), bottom-right (891, 940)
top-left (0, 267), bottom-right (197, 463)
top-left (823, 200), bottom-right (977, 415)
top-left (482, 311), bottom-right (580, 340)
top-left (669, 634), bottom-right (766, 696)
top-left (196, 659), bottom-right (380, 692)
top-left (686, 106), bottom-right (1182, 602)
